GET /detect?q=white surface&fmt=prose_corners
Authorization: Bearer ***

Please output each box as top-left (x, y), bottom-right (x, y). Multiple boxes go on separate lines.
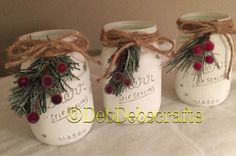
top-left (0, 56), bottom-right (236, 156)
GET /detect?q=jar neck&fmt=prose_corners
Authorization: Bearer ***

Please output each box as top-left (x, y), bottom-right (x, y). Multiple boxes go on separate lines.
top-left (177, 12), bottom-right (231, 39)
top-left (103, 21), bottom-right (157, 33)
top-left (179, 12), bottom-right (230, 22)
top-left (19, 29), bottom-right (78, 41)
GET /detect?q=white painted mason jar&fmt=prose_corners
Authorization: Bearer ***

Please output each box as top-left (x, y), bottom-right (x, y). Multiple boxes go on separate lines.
top-left (101, 21), bottom-right (166, 124)
top-left (175, 12), bottom-right (233, 106)
top-left (20, 30), bottom-right (94, 145)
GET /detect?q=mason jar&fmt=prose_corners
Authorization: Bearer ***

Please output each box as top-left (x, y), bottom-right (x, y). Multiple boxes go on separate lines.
top-left (175, 12), bottom-right (233, 106)
top-left (19, 30), bottom-right (94, 145)
top-left (101, 21), bottom-right (167, 124)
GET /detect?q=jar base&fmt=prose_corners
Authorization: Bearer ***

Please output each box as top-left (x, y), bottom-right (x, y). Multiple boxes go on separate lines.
top-left (31, 123), bottom-right (93, 146)
top-left (175, 91), bottom-right (230, 107)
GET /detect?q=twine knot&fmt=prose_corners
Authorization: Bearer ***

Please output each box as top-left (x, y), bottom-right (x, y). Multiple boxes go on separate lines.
top-left (176, 17), bottom-right (236, 79)
top-left (5, 31), bottom-right (100, 69)
top-left (97, 29), bottom-right (174, 82)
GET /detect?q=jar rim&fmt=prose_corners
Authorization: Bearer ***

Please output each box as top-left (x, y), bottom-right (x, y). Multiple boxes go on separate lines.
top-left (19, 29), bottom-right (78, 40)
top-left (103, 20), bottom-right (157, 33)
top-left (180, 12), bottom-right (231, 21)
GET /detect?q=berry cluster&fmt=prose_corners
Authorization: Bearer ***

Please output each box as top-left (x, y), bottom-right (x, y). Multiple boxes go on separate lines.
top-left (104, 45), bottom-right (139, 96)
top-left (192, 40), bottom-right (215, 71)
top-left (104, 72), bottom-right (132, 95)
top-left (165, 34), bottom-right (220, 83)
top-left (17, 62), bottom-right (68, 123)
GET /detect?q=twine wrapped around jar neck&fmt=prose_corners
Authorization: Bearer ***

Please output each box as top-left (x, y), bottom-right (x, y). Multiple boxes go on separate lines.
top-left (97, 29), bottom-right (175, 82)
top-left (5, 31), bottom-right (100, 69)
top-left (176, 17), bottom-right (236, 79)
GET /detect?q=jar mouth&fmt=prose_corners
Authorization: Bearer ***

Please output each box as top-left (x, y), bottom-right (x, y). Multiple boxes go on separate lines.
top-left (104, 20), bottom-right (157, 33)
top-left (180, 12), bottom-right (230, 21)
top-left (19, 29), bottom-right (78, 40)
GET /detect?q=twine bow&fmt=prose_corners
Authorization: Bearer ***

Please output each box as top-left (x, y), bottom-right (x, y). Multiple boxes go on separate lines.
top-left (97, 29), bottom-right (175, 82)
top-left (176, 18), bottom-right (236, 79)
top-left (5, 31), bottom-right (100, 69)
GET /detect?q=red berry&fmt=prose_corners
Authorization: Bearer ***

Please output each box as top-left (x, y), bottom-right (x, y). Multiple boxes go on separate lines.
top-left (51, 93), bottom-right (62, 105)
top-left (193, 62), bottom-right (203, 71)
top-left (205, 55), bottom-right (215, 64)
top-left (105, 84), bottom-right (113, 94)
top-left (192, 44), bottom-right (204, 55)
top-left (17, 76), bottom-right (30, 87)
top-left (56, 62), bottom-right (68, 74)
top-left (114, 72), bottom-right (124, 82)
top-left (41, 75), bottom-right (53, 88)
top-left (27, 112), bottom-right (40, 124)
top-left (123, 78), bottom-right (132, 87)
top-left (203, 40), bottom-right (214, 51)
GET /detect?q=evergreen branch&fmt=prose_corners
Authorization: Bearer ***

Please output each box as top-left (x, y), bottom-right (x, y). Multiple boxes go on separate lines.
top-left (9, 55), bottom-right (80, 117)
top-left (105, 45), bottom-right (140, 96)
top-left (165, 34), bottom-right (220, 83)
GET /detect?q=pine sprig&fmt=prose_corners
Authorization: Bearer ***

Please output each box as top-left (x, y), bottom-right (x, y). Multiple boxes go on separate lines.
top-left (165, 34), bottom-right (220, 83)
top-left (9, 55), bottom-right (80, 117)
top-left (105, 45), bottom-right (140, 96)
